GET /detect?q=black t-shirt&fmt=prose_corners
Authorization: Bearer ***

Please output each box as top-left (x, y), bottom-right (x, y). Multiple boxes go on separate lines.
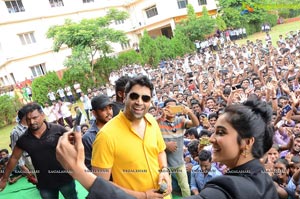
top-left (17, 122), bottom-right (73, 189)
top-left (112, 101), bottom-right (124, 117)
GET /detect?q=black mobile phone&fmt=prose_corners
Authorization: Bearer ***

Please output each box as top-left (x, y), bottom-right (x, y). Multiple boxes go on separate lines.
top-left (281, 104), bottom-right (292, 116)
top-left (73, 111), bottom-right (82, 132)
top-left (232, 84), bottom-right (242, 91)
top-left (219, 69), bottom-right (229, 74)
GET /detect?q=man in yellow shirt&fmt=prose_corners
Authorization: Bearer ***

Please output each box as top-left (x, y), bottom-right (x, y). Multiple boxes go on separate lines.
top-left (92, 75), bottom-right (172, 199)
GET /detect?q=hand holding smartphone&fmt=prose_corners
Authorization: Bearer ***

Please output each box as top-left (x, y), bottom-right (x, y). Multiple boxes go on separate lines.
top-left (168, 105), bottom-right (184, 114)
top-left (232, 84), bottom-right (242, 91)
top-left (281, 104), bottom-right (292, 116)
top-left (73, 111), bottom-right (82, 132)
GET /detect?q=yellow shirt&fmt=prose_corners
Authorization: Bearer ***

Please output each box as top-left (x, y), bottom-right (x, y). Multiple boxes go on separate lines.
top-left (92, 112), bottom-right (166, 192)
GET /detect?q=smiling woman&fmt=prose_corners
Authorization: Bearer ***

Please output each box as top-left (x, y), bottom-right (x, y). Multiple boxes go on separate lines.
top-left (185, 95), bottom-right (279, 199)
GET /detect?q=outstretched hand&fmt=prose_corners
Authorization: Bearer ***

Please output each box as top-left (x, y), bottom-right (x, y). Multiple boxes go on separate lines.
top-left (56, 130), bottom-right (85, 178)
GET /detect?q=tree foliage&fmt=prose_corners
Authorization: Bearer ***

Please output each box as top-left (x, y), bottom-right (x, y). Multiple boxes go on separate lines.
top-left (61, 67), bottom-right (97, 92)
top-left (63, 47), bottom-right (91, 73)
top-left (0, 95), bottom-right (21, 127)
top-left (175, 5), bottom-right (215, 42)
top-left (139, 30), bottom-right (161, 67)
top-left (154, 36), bottom-right (173, 60)
top-left (47, 8), bottom-right (129, 73)
top-left (171, 29), bottom-right (194, 57)
top-left (219, 0), bottom-right (270, 31)
top-left (94, 56), bottom-right (119, 83)
top-left (117, 50), bottom-right (143, 67)
top-left (31, 71), bottom-right (62, 105)
top-left (216, 16), bottom-right (227, 30)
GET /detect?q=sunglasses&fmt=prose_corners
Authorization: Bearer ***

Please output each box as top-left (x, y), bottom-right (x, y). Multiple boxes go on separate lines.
top-left (129, 92), bottom-right (151, 103)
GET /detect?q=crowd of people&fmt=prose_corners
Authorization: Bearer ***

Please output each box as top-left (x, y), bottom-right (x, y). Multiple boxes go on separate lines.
top-left (0, 28), bottom-right (300, 198)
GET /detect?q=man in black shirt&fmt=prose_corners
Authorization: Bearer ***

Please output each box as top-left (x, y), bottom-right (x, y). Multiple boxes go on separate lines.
top-left (112, 76), bottom-right (129, 117)
top-left (0, 103), bottom-right (77, 199)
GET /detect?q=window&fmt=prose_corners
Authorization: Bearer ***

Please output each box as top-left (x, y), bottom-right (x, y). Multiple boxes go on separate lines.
top-left (10, 73), bottom-right (16, 85)
top-left (5, 0), bottom-right (25, 13)
top-left (30, 64), bottom-right (47, 77)
top-left (121, 41), bottom-right (130, 50)
top-left (198, 0), bottom-right (207, 5)
top-left (115, 20), bottom-right (124, 25)
top-left (4, 76), bottom-right (9, 84)
top-left (18, 32), bottom-right (36, 45)
top-left (177, 0), bottom-right (188, 9)
top-left (83, 0), bottom-right (94, 3)
top-left (49, 0), bottom-right (64, 7)
top-left (145, 5), bottom-right (158, 18)
top-left (0, 77), bottom-right (4, 86)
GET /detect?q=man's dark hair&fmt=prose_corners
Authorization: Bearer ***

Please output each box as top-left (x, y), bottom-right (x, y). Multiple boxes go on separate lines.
top-left (17, 106), bottom-right (26, 121)
top-left (208, 112), bottom-right (218, 120)
top-left (125, 75), bottom-right (154, 96)
top-left (187, 140), bottom-right (199, 158)
top-left (23, 102), bottom-right (43, 115)
top-left (200, 129), bottom-right (212, 138)
top-left (191, 99), bottom-right (200, 106)
top-left (199, 150), bottom-right (212, 162)
top-left (164, 98), bottom-right (177, 107)
top-left (186, 127), bottom-right (199, 139)
top-left (0, 149), bottom-right (9, 154)
top-left (115, 76), bottom-right (130, 94)
top-left (206, 97), bottom-right (215, 103)
top-left (252, 77), bottom-right (260, 84)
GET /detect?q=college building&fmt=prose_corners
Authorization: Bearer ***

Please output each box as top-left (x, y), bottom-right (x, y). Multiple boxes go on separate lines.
top-left (0, 0), bottom-right (217, 89)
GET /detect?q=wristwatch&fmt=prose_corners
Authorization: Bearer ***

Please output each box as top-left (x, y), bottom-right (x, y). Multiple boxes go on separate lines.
top-left (160, 167), bottom-right (170, 173)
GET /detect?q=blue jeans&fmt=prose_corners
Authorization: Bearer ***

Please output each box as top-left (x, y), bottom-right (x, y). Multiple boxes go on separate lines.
top-left (39, 180), bottom-right (78, 199)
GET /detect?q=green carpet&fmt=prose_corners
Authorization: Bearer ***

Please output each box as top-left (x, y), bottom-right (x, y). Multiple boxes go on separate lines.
top-left (0, 177), bottom-right (184, 198)
top-left (0, 177), bottom-right (88, 199)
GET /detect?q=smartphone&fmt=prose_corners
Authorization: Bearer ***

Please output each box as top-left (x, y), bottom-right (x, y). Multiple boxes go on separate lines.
top-left (169, 105), bottom-right (184, 114)
top-left (276, 120), bottom-right (285, 128)
top-left (232, 84), bottom-right (242, 91)
top-left (281, 104), bottom-right (292, 116)
top-left (73, 111), bottom-right (82, 132)
top-left (200, 137), bottom-right (210, 146)
top-left (219, 69), bottom-right (229, 74)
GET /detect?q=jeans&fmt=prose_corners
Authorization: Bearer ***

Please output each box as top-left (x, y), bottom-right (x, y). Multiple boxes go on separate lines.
top-left (39, 180), bottom-right (78, 199)
top-left (170, 164), bottom-right (191, 197)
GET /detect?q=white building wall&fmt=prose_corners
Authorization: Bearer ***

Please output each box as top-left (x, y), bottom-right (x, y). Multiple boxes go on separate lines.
top-left (0, 0), bottom-right (217, 86)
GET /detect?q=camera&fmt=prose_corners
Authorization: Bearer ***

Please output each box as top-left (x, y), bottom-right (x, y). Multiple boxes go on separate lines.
top-left (0, 157), bottom-right (9, 165)
top-left (200, 137), bottom-right (210, 146)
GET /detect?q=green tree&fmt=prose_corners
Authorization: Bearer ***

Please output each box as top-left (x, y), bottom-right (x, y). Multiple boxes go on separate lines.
top-left (94, 56), bottom-right (118, 83)
top-left (31, 71), bottom-right (62, 105)
top-left (154, 36), bottom-right (173, 60)
top-left (139, 30), bottom-right (161, 67)
top-left (171, 29), bottom-right (194, 57)
top-left (176, 5), bottom-right (215, 42)
top-left (219, 0), bottom-right (269, 30)
top-left (221, 8), bottom-right (242, 28)
top-left (116, 50), bottom-right (143, 67)
top-left (216, 16), bottom-right (227, 30)
top-left (47, 8), bottom-right (129, 73)
top-left (61, 67), bottom-right (97, 93)
top-left (0, 95), bottom-right (21, 127)
top-left (63, 47), bottom-right (91, 73)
